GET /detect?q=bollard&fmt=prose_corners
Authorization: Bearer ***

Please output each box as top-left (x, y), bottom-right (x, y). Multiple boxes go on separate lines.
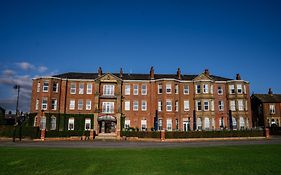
top-left (160, 130), bottom-right (166, 141)
top-left (40, 129), bottom-right (46, 141)
top-left (265, 128), bottom-right (270, 139)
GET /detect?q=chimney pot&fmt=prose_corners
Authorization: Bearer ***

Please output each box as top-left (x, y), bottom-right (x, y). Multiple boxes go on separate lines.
top-left (98, 67), bottom-right (102, 76)
top-left (177, 68), bottom-right (181, 79)
top-left (204, 69), bottom-right (209, 76)
top-left (150, 66), bottom-right (155, 79)
top-left (268, 88), bottom-right (273, 95)
top-left (236, 74), bottom-right (241, 80)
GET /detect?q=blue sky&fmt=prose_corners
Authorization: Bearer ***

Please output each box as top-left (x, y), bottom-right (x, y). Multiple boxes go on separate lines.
top-left (0, 0), bottom-right (281, 112)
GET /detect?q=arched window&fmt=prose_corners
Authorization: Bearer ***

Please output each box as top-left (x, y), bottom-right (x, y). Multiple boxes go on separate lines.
top-left (40, 116), bottom-right (46, 130)
top-left (68, 118), bottom-right (74, 130)
top-left (232, 117), bottom-right (237, 130)
top-left (197, 117), bottom-right (202, 130)
top-left (34, 116), bottom-right (38, 127)
top-left (50, 116), bottom-right (56, 130)
top-left (85, 118), bottom-right (91, 131)
top-left (204, 117), bottom-right (210, 130)
top-left (239, 117), bottom-right (245, 129)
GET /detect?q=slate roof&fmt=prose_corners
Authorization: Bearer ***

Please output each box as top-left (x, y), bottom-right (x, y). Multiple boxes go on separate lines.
top-left (252, 94), bottom-right (281, 103)
top-left (53, 72), bottom-right (233, 81)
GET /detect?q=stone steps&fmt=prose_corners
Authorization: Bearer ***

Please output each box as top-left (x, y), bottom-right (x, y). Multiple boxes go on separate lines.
top-left (95, 133), bottom-right (118, 140)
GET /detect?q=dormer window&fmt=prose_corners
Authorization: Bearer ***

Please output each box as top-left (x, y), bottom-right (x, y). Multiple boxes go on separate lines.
top-left (103, 85), bottom-right (114, 96)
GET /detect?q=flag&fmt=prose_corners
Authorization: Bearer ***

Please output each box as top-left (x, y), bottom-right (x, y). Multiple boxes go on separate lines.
top-left (193, 110), bottom-right (196, 130)
top-left (229, 110), bottom-right (233, 130)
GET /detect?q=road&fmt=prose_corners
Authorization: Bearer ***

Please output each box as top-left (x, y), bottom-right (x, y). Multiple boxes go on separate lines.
top-left (0, 136), bottom-right (281, 148)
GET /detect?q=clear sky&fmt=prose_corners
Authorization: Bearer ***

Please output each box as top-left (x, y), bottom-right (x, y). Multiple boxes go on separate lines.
top-left (0, 0), bottom-right (281, 112)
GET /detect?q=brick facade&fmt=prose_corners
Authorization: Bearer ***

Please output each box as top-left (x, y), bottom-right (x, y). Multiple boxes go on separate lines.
top-left (30, 67), bottom-right (252, 136)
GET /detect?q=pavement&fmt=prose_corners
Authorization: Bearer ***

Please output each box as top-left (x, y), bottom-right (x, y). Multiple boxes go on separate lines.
top-left (0, 136), bottom-right (281, 148)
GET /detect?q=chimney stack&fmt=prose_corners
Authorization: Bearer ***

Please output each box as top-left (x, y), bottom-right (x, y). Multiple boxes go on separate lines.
top-left (150, 66), bottom-right (155, 79)
top-left (120, 68), bottom-right (123, 78)
top-left (236, 73), bottom-right (241, 80)
top-left (177, 68), bottom-right (181, 79)
top-left (98, 67), bottom-right (102, 76)
top-left (204, 69), bottom-right (209, 76)
top-left (268, 88), bottom-right (273, 95)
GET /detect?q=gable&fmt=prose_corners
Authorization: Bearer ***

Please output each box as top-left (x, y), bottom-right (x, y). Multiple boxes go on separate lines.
top-left (193, 73), bottom-right (213, 81)
top-left (98, 73), bottom-right (122, 83)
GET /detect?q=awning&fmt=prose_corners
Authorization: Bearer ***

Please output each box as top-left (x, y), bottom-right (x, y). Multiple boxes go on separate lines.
top-left (98, 115), bottom-right (116, 122)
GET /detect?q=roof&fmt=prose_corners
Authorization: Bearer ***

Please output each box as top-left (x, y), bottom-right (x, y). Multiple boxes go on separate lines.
top-left (252, 94), bottom-right (281, 103)
top-left (53, 72), bottom-right (233, 81)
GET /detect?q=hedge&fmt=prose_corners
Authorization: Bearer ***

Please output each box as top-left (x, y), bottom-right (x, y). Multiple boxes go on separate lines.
top-left (0, 125), bottom-right (40, 139)
top-left (121, 130), bottom-right (264, 139)
top-left (121, 131), bottom-right (161, 138)
top-left (45, 130), bottom-right (90, 138)
top-left (165, 130), bottom-right (264, 138)
top-left (269, 127), bottom-right (281, 135)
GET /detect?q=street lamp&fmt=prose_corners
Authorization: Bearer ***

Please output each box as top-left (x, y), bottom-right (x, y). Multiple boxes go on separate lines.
top-left (13, 85), bottom-right (20, 142)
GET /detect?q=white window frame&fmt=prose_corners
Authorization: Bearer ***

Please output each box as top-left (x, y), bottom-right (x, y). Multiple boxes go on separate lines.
top-left (237, 84), bottom-right (242, 94)
top-left (196, 100), bottom-right (202, 111)
top-left (125, 84), bottom-right (130, 95)
top-left (219, 101), bottom-right (224, 111)
top-left (229, 85), bottom-right (235, 94)
top-left (86, 83), bottom-right (92, 94)
top-left (166, 100), bottom-right (172, 112)
top-left (203, 84), bottom-right (209, 94)
top-left (244, 85), bottom-right (247, 94)
top-left (167, 119), bottom-right (172, 131)
top-left (210, 85), bottom-right (213, 94)
top-left (42, 98), bottom-right (48, 110)
top-left (175, 84), bottom-right (179, 94)
top-left (51, 99), bottom-right (57, 110)
top-left (158, 100), bottom-right (162, 112)
top-left (141, 100), bottom-right (147, 111)
top-left (197, 117), bottom-right (202, 130)
top-left (218, 86), bottom-right (223, 95)
top-left (53, 82), bottom-right (58, 93)
top-left (158, 84), bottom-right (163, 94)
top-left (35, 99), bottom-right (39, 110)
top-left (183, 85), bottom-right (189, 94)
top-left (102, 102), bottom-right (114, 113)
top-left (79, 83), bottom-right (84, 94)
top-left (37, 82), bottom-right (40, 92)
top-left (141, 119), bottom-right (147, 131)
top-left (125, 120), bottom-right (130, 129)
top-left (204, 100), bottom-right (209, 111)
top-left (133, 101), bottom-right (138, 111)
top-left (85, 118), bottom-right (91, 131)
top-left (238, 100), bottom-right (244, 111)
top-left (141, 84), bottom-right (147, 95)
top-left (230, 100), bottom-right (236, 111)
top-left (86, 100), bottom-right (91, 110)
top-left (211, 100), bottom-right (214, 111)
top-left (70, 82), bottom-right (76, 94)
top-left (239, 117), bottom-right (245, 129)
top-left (43, 81), bottom-right (49, 92)
top-left (166, 83), bottom-right (172, 94)
top-left (103, 85), bottom-right (115, 96)
top-left (270, 104), bottom-right (275, 114)
top-left (175, 101), bottom-right (178, 112)
top-left (204, 117), bottom-right (210, 130)
top-left (50, 116), bottom-right (56, 130)
top-left (125, 101), bottom-right (130, 111)
top-left (69, 100), bottom-right (75, 110)
top-left (196, 84), bottom-right (201, 94)
top-left (78, 99), bottom-right (83, 110)
top-left (133, 84), bottom-right (138, 95)
top-left (68, 118), bottom-right (74, 130)
top-left (184, 100), bottom-right (190, 111)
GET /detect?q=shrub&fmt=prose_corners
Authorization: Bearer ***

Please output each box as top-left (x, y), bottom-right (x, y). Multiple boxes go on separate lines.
top-left (121, 131), bottom-right (160, 138)
top-left (0, 125), bottom-right (40, 139)
top-left (45, 130), bottom-right (90, 138)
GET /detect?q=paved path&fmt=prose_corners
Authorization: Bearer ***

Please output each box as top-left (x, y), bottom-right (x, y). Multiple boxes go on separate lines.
top-left (1, 137), bottom-right (281, 148)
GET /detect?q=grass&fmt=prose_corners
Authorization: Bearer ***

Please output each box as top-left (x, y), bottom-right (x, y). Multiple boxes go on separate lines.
top-left (0, 145), bottom-right (281, 175)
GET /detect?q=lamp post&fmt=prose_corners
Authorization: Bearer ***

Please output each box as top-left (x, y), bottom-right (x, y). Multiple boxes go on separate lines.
top-left (13, 85), bottom-right (20, 142)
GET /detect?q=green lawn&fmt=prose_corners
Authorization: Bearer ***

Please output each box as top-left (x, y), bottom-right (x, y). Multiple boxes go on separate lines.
top-left (0, 145), bottom-right (281, 175)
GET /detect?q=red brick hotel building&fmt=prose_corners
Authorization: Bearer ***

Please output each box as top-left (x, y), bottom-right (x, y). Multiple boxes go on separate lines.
top-left (30, 67), bottom-right (252, 137)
